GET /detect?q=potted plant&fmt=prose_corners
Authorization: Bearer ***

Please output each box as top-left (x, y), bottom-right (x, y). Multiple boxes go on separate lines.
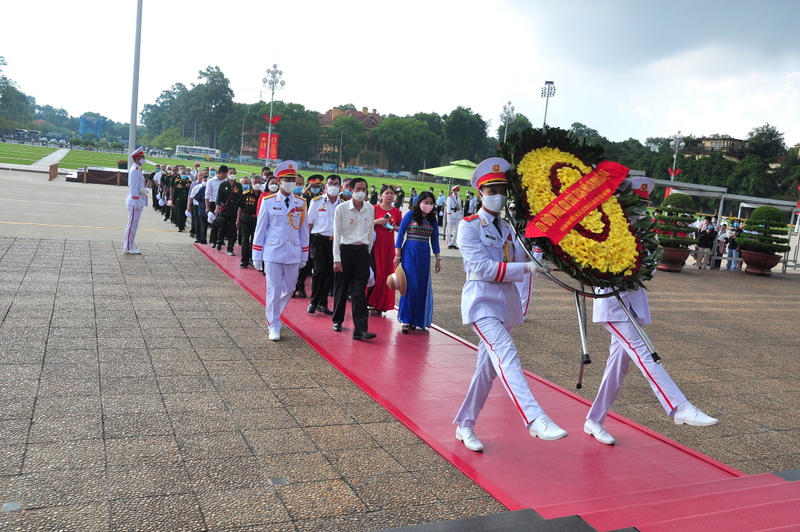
top-left (738, 205), bottom-right (791, 276)
top-left (117, 159), bottom-right (127, 170)
top-left (653, 193), bottom-right (698, 272)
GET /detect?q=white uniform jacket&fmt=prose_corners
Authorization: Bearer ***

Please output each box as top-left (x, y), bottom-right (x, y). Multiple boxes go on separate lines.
top-left (458, 211), bottom-right (528, 326)
top-left (252, 193), bottom-right (310, 265)
top-left (307, 194), bottom-right (340, 236)
top-left (126, 164), bottom-right (148, 207)
top-left (592, 287), bottom-right (652, 325)
top-left (445, 194), bottom-right (463, 217)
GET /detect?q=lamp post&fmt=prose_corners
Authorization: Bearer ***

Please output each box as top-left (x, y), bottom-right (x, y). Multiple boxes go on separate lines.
top-left (669, 131), bottom-right (685, 181)
top-left (499, 101), bottom-right (517, 142)
top-left (261, 64), bottom-right (285, 166)
top-left (541, 81), bottom-right (556, 128)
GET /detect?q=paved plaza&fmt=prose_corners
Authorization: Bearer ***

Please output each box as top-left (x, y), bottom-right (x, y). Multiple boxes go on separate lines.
top-left (1, 168), bottom-right (799, 530)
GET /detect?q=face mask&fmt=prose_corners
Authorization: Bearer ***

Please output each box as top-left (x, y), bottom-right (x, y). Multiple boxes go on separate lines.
top-left (229, 175), bottom-right (237, 181)
top-left (242, 184), bottom-right (251, 191)
top-left (180, 175), bottom-right (188, 180)
top-left (344, 189), bottom-right (352, 198)
top-left (352, 191), bottom-right (367, 201)
top-left (420, 203), bottom-right (434, 214)
top-left (253, 184), bottom-right (262, 191)
top-left (293, 186), bottom-right (303, 194)
top-left (210, 171), bottom-right (216, 176)
top-left (281, 181), bottom-right (295, 193)
top-left (327, 185), bottom-right (340, 196)
top-left (268, 184), bottom-right (279, 192)
top-left (733, 223), bottom-right (739, 227)
top-left (481, 194), bottom-right (507, 212)
top-left (311, 187), bottom-right (321, 194)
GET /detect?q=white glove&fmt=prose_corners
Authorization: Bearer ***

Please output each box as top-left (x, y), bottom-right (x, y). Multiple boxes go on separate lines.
top-left (254, 260), bottom-right (264, 270)
top-left (185, 210), bottom-right (192, 218)
top-left (526, 262), bottom-right (549, 277)
top-left (138, 188), bottom-right (149, 196)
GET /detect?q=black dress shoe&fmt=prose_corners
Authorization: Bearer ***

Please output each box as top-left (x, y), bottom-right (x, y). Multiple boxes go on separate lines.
top-left (240, 263), bottom-right (249, 268)
top-left (318, 306), bottom-right (333, 315)
top-left (332, 323), bottom-right (342, 332)
top-left (353, 332), bottom-right (377, 340)
top-left (298, 289), bottom-right (307, 298)
top-left (307, 304), bottom-right (317, 314)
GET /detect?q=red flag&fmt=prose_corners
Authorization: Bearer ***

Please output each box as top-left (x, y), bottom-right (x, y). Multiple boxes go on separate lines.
top-left (667, 167), bottom-right (682, 177)
top-left (262, 114), bottom-right (282, 125)
top-left (257, 133), bottom-right (279, 160)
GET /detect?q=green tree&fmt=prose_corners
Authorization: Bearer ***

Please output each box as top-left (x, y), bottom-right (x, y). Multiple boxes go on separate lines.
top-left (746, 123), bottom-right (786, 159)
top-left (728, 155), bottom-right (774, 197)
top-left (326, 116), bottom-right (367, 165)
top-left (336, 103), bottom-right (356, 111)
top-left (259, 101), bottom-right (322, 161)
top-left (443, 106), bottom-right (487, 161)
top-left (569, 122), bottom-right (607, 146)
top-left (190, 66), bottom-right (234, 148)
top-left (371, 116), bottom-right (438, 172)
top-left (497, 114), bottom-right (532, 143)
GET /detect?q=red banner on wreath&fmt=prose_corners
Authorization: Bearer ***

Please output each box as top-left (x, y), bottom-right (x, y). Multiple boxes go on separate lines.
top-left (525, 161), bottom-right (629, 243)
top-left (257, 133), bottom-right (279, 160)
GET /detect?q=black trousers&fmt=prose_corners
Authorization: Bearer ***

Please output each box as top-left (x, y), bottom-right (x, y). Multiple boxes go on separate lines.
top-left (310, 235), bottom-right (334, 308)
top-left (332, 244), bottom-right (370, 334)
top-left (174, 200), bottom-right (187, 230)
top-left (196, 209), bottom-right (208, 244)
top-left (208, 202), bottom-right (218, 244)
top-left (216, 215), bottom-right (237, 251)
top-left (239, 214), bottom-right (257, 265)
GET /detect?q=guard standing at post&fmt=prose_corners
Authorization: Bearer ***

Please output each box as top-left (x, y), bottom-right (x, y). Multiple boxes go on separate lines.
top-left (123, 147), bottom-right (150, 254)
top-left (252, 160), bottom-right (310, 341)
top-left (445, 185), bottom-right (463, 249)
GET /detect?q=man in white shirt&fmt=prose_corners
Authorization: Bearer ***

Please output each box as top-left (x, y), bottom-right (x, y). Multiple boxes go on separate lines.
top-left (307, 175), bottom-right (342, 315)
top-left (332, 177), bottom-right (376, 340)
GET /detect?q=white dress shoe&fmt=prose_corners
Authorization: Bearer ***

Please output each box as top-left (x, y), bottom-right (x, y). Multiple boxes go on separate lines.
top-left (584, 419), bottom-right (615, 445)
top-left (673, 402), bottom-right (718, 426)
top-left (529, 415), bottom-right (568, 440)
top-left (455, 425), bottom-right (484, 452)
top-left (124, 249), bottom-right (141, 254)
top-left (268, 329), bottom-right (280, 341)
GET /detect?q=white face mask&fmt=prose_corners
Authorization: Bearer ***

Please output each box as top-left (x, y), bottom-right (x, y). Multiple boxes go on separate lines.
top-left (420, 203), bottom-right (434, 214)
top-left (268, 183), bottom-right (279, 192)
top-left (253, 184), bottom-right (262, 191)
top-left (481, 194), bottom-right (507, 212)
top-left (327, 185), bottom-right (340, 196)
top-left (280, 181), bottom-right (295, 193)
top-left (352, 191), bottom-right (367, 201)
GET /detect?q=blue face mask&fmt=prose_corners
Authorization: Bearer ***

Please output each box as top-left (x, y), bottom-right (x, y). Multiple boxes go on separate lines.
top-left (311, 187), bottom-right (321, 194)
top-left (242, 184), bottom-right (251, 191)
top-left (209, 171), bottom-right (216, 176)
top-left (293, 186), bottom-right (303, 194)
top-left (181, 175), bottom-right (188, 179)
top-left (344, 189), bottom-right (352, 197)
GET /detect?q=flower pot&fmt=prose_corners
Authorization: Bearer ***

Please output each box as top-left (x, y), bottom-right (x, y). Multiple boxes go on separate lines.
top-left (656, 246), bottom-right (692, 272)
top-left (741, 250), bottom-right (781, 276)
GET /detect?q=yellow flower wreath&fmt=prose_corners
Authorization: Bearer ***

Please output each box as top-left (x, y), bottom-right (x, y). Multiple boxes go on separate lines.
top-left (517, 147), bottom-right (639, 275)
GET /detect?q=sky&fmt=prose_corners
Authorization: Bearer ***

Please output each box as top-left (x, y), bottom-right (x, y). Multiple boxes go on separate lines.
top-left (3, 0), bottom-right (800, 146)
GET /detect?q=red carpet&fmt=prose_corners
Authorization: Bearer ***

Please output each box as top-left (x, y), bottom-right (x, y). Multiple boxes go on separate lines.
top-left (198, 244), bottom-right (800, 531)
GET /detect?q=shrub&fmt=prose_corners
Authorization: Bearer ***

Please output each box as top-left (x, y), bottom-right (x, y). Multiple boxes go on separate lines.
top-left (654, 193), bottom-right (698, 248)
top-left (738, 205), bottom-right (791, 254)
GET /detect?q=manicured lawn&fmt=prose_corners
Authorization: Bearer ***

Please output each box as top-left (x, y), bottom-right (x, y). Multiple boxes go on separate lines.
top-left (1, 143), bottom-right (471, 194)
top-left (0, 143), bottom-right (57, 165)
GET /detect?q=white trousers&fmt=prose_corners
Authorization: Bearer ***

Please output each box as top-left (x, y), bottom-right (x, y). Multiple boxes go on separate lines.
top-left (446, 214), bottom-right (461, 246)
top-left (587, 320), bottom-right (687, 424)
top-left (264, 262), bottom-right (300, 333)
top-left (123, 205), bottom-right (143, 251)
top-left (454, 317), bottom-right (545, 429)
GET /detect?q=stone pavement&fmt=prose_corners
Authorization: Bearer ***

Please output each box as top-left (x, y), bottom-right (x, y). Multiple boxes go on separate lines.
top-left (1, 168), bottom-right (799, 530)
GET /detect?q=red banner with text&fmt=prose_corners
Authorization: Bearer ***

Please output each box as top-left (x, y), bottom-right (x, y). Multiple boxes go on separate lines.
top-left (525, 161), bottom-right (629, 244)
top-left (257, 133), bottom-right (279, 160)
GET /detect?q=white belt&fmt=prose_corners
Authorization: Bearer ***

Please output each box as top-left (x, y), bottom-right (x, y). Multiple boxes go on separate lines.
top-left (466, 273), bottom-right (511, 283)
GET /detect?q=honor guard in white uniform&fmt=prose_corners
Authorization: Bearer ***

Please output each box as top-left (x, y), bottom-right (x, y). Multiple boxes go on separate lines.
top-left (584, 177), bottom-right (718, 445)
top-left (252, 160), bottom-right (310, 341)
top-left (123, 147), bottom-right (150, 254)
top-left (453, 158), bottom-right (568, 452)
top-left (445, 185), bottom-right (463, 249)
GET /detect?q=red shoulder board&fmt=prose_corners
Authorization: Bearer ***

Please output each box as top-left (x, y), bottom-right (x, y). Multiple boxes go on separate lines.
top-left (464, 214), bottom-right (480, 222)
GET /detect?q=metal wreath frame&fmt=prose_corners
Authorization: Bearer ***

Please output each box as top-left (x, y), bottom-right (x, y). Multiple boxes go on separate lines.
top-left (506, 208), bottom-right (661, 390)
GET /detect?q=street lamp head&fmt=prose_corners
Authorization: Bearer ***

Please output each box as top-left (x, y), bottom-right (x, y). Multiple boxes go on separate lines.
top-left (272, 63), bottom-right (278, 69)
